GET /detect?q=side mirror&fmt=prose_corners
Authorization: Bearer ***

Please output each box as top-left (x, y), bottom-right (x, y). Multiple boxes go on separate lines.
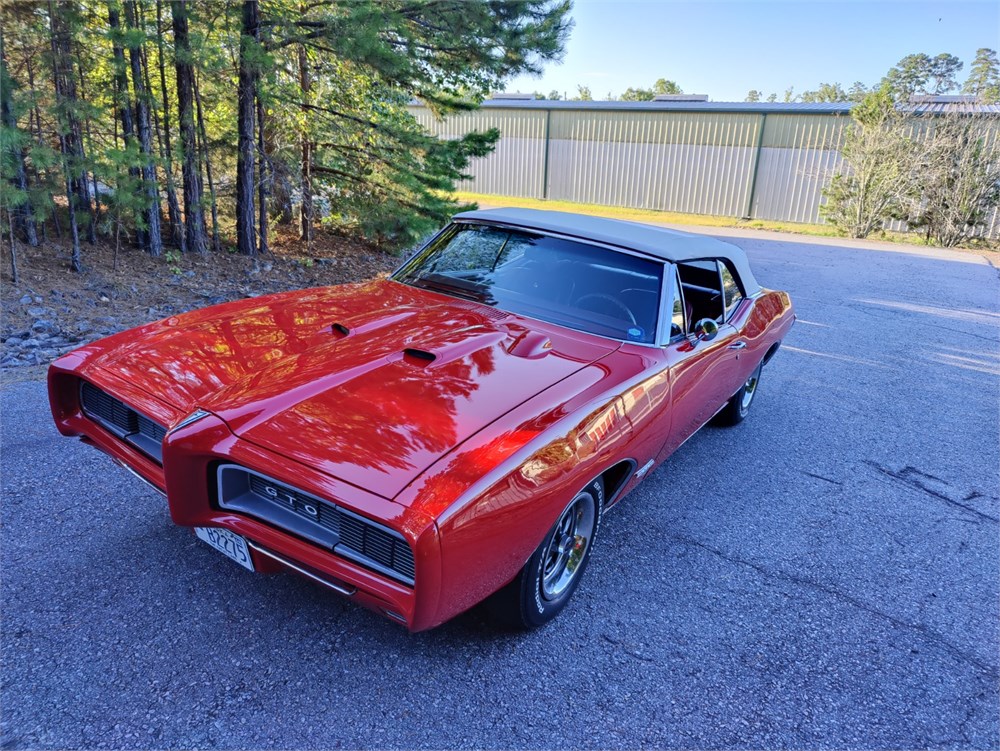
top-left (692, 318), bottom-right (719, 343)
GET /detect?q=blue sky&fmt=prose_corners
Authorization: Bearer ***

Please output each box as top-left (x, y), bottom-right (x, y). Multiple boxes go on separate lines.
top-left (506, 0), bottom-right (1000, 101)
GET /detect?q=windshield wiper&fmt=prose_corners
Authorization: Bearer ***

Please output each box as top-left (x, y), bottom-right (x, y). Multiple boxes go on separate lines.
top-left (413, 274), bottom-right (493, 304)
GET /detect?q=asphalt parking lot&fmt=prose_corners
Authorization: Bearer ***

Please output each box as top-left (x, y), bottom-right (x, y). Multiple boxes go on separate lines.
top-left (2, 235), bottom-right (998, 749)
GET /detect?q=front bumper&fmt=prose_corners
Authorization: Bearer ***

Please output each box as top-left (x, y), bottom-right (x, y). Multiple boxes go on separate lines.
top-left (48, 363), bottom-right (443, 632)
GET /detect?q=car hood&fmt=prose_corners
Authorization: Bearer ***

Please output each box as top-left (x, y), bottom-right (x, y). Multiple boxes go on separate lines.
top-left (93, 279), bottom-right (618, 499)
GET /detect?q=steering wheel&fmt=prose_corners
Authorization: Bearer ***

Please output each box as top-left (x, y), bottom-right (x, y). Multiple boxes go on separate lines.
top-left (574, 293), bottom-right (638, 326)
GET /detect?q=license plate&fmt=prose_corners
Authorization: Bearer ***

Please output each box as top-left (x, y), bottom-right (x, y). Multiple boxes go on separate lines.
top-left (194, 527), bottom-right (255, 572)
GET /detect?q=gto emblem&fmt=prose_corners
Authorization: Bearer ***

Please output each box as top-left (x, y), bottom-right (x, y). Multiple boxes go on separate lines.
top-left (260, 482), bottom-right (320, 519)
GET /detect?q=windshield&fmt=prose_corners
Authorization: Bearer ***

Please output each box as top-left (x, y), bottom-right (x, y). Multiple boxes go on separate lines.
top-left (393, 223), bottom-right (663, 344)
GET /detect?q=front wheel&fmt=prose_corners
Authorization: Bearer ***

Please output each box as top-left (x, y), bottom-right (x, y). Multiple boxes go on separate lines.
top-left (487, 478), bottom-right (603, 629)
top-left (714, 360), bottom-right (763, 427)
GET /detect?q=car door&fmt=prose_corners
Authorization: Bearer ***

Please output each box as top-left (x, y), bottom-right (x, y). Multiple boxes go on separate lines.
top-left (656, 260), bottom-right (747, 460)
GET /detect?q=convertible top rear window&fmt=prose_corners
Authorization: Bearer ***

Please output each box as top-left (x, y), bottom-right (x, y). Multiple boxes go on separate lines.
top-left (394, 224), bottom-right (663, 344)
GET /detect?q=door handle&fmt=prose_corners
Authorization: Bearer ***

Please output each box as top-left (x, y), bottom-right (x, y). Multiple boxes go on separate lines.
top-left (728, 341), bottom-right (747, 350)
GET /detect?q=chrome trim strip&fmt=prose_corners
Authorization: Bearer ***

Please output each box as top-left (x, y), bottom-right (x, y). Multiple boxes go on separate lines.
top-left (169, 409), bottom-right (211, 435)
top-left (109, 456), bottom-right (166, 497)
top-left (634, 459), bottom-right (655, 479)
top-left (246, 540), bottom-right (357, 597)
top-left (383, 609), bottom-right (408, 623)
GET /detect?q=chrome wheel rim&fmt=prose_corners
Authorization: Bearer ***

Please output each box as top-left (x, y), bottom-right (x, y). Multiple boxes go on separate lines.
top-left (540, 493), bottom-right (596, 601)
top-left (740, 365), bottom-right (761, 414)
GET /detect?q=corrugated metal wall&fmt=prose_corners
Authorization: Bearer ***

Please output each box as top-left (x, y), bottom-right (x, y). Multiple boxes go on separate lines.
top-left (546, 110), bottom-right (760, 216)
top-left (408, 104), bottom-right (1000, 238)
top-left (751, 114), bottom-right (848, 223)
top-left (411, 107), bottom-right (547, 198)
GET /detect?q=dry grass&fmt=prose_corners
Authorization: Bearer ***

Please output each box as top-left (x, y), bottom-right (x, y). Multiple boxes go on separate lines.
top-left (456, 192), bottom-right (997, 250)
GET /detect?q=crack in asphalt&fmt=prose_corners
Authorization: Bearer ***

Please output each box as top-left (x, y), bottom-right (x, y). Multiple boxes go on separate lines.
top-left (801, 471), bottom-right (843, 486)
top-left (671, 534), bottom-right (1000, 680)
top-left (865, 461), bottom-right (999, 524)
top-left (601, 634), bottom-right (655, 663)
top-left (924, 319), bottom-right (1000, 344)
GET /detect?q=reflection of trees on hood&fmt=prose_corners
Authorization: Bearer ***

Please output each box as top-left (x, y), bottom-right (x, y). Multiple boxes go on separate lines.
top-left (288, 339), bottom-right (496, 474)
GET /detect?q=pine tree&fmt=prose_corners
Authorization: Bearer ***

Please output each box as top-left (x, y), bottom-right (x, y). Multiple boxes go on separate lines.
top-left (963, 48), bottom-right (1000, 103)
top-left (48, 0), bottom-right (89, 270)
top-left (155, 0), bottom-right (185, 251)
top-left (236, 0), bottom-right (260, 256)
top-left (1, 0), bottom-right (573, 262)
top-left (883, 52), bottom-right (964, 100)
top-left (260, 0), bottom-right (571, 246)
top-left (170, 0), bottom-right (207, 253)
top-left (193, 73), bottom-right (220, 252)
top-left (124, 0), bottom-right (163, 256)
top-left (0, 26), bottom-right (39, 248)
top-left (298, 26), bottom-right (313, 242)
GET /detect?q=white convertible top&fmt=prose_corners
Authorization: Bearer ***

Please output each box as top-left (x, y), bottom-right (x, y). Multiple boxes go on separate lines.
top-left (454, 207), bottom-right (761, 295)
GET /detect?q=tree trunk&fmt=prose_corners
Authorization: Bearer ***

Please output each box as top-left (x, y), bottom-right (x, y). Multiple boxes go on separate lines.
top-left (156, 0), bottom-right (185, 251)
top-left (65, 30), bottom-right (97, 246)
top-left (29, 80), bottom-right (49, 242)
top-left (171, 0), bottom-right (207, 253)
top-left (236, 0), bottom-right (259, 256)
top-left (75, 43), bottom-right (101, 242)
top-left (269, 133), bottom-right (294, 226)
top-left (26, 57), bottom-right (59, 239)
top-left (141, 28), bottom-right (171, 239)
top-left (7, 208), bottom-right (21, 285)
top-left (0, 28), bottom-right (39, 247)
top-left (125, 0), bottom-right (163, 256)
top-left (193, 73), bottom-right (221, 252)
top-left (48, 0), bottom-right (83, 270)
top-left (137, 2), bottom-right (167, 250)
top-left (107, 2), bottom-right (142, 245)
top-left (298, 36), bottom-right (313, 242)
top-left (108, 5), bottom-right (136, 145)
top-left (256, 75), bottom-right (268, 255)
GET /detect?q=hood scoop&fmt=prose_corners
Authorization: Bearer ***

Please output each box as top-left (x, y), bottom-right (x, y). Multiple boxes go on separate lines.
top-left (403, 348), bottom-right (436, 365)
top-left (506, 330), bottom-right (553, 360)
top-left (397, 328), bottom-right (509, 370)
top-left (328, 310), bottom-right (418, 342)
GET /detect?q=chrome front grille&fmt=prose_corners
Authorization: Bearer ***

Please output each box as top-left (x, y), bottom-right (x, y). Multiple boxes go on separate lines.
top-left (338, 514), bottom-right (416, 582)
top-left (219, 465), bottom-right (416, 586)
top-left (137, 413), bottom-right (167, 444)
top-left (247, 474), bottom-right (342, 534)
top-left (80, 381), bottom-right (166, 463)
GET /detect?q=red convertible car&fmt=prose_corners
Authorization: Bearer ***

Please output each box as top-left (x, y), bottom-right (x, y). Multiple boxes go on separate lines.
top-left (48, 208), bottom-right (794, 631)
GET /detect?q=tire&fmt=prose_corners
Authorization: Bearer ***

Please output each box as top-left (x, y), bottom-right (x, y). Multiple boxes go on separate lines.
top-left (713, 360), bottom-right (764, 427)
top-left (487, 477), bottom-right (603, 629)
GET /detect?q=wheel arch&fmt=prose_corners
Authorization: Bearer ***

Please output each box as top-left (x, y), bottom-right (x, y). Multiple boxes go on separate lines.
top-left (600, 458), bottom-right (637, 508)
top-left (762, 340), bottom-right (782, 365)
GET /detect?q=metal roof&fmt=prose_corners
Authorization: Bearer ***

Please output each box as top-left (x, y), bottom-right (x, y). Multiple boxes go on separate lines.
top-left (453, 207), bottom-right (761, 294)
top-left (907, 100), bottom-right (1000, 114)
top-left (431, 98), bottom-right (1000, 116)
top-left (472, 99), bottom-right (855, 115)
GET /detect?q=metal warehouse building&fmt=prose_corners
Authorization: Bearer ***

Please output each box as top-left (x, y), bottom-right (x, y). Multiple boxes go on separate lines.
top-left (408, 96), bottom-right (1000, 238)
